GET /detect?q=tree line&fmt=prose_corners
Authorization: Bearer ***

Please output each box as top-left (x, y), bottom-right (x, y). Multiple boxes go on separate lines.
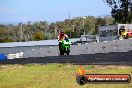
top-left (0, 16), bottom-right (114, 42)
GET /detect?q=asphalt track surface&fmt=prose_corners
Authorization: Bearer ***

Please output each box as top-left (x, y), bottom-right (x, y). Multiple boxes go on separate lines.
top-left (0, 50), bottom-right (132, 65)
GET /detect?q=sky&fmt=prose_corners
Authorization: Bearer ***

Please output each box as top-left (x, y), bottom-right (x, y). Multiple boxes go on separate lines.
top-left (0, 0), bottom-right (112, 24)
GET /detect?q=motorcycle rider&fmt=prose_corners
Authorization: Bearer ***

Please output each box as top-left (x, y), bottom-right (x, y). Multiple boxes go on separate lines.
top-left (58, 31), bottom-right (69, 50)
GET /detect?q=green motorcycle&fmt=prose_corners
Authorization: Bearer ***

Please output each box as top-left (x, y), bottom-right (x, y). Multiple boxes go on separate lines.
top-left (59, 38), bottom-right (71, 55)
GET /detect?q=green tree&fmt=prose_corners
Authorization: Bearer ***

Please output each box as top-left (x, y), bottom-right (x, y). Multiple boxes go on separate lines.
top-left (96, 17), bottom-right (107, 25)
top-left (64, 28), bottom-right (78, 38)
top-left (103, 0), bottom-right (132, 23)
top-left (83, 16), bottom-right (97, 34)
top-left (33, 32), bottom-right (45, 41)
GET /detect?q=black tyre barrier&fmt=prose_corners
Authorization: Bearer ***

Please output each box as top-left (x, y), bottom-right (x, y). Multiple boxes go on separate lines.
top-left (76, 75), bottom-right (87, 85)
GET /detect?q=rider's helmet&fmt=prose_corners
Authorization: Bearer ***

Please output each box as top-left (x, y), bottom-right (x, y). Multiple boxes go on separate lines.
top-left (60, 31), bottom-right (64, 36)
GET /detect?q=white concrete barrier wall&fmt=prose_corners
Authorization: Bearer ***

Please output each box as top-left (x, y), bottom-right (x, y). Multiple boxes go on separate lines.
top-left (0, 39), bottom-right (132, 58)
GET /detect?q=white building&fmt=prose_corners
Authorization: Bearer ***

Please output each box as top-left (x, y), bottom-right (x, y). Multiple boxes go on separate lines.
top-left (80, 35), bottom-right (98, 43)
top-left (98, 24), bottom-right (132, 42)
